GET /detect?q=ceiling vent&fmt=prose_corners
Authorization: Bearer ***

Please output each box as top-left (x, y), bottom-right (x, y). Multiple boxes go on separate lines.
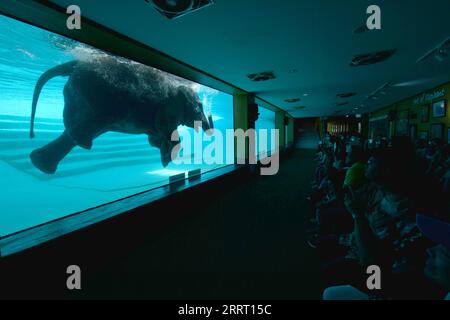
top-left (288, 106), bottom-right (306, 111)
top-left (336, 92), bottom-right (357, 98)
top-left (416, 37), bottom-right (450, 63)
top-left (350, 49), bottom-right (396, 67)
top-left (284, 98), bottom-right (301, 103)
top-left (247, 71), bottom-right (276, 82)
top-left (147, 0), bottom-right (214, 19)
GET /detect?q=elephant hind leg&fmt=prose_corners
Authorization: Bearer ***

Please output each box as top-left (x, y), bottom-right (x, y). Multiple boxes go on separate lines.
top-left (65, 117), bottom-right (111, 150)
top-left (68, 125), bottom-right (97, 150)
top-left (30, 131), bottom-right (76, 174)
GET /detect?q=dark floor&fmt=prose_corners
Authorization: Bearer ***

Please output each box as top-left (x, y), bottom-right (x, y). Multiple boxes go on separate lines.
top-left (75, 149), bottom-right (323, 299)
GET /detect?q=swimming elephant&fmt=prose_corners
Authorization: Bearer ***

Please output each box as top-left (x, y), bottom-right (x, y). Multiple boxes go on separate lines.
top-left (29, 57), bottom-right (213, 174)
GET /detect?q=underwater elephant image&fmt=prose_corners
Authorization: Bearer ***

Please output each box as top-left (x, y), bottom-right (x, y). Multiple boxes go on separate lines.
top-left (29, 57), bottom-right (213, 174)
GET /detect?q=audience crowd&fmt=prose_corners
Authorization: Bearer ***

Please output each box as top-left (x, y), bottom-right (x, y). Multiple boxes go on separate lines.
top-left (308, 133), bottom-right (450, 300)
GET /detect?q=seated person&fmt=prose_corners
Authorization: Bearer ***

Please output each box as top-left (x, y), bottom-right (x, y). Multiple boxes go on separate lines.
top-left (425, 138), bottom-right (442, 161)
top-left (308, 145), bottom-right (368, 234)
top-left (310, 157), bottom-right (336, 203)
top-left (415, 138), bottom-right (428, 159)
top-left (323, 214), bottom-right (450, 300)
top-left (320, 149), bottom-right (421, 294)
top-left (418, 214), bottom-right (450, 299)
top-left (343, 146), bottom-right (367, 189)
top-left (427, 145), bottom-right (450, 180)
top-left (333, 149), bottom-right (347, 171)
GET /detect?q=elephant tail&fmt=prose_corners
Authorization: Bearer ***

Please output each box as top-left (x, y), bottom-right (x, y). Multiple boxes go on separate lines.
top-left (30, 61), bottom-right (78, 139)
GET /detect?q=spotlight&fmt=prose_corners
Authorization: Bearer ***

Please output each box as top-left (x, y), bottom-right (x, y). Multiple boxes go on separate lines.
top-left (148, 0), bottom-right (214, 19)
top-left (435, 49), bottom-right (448, 62)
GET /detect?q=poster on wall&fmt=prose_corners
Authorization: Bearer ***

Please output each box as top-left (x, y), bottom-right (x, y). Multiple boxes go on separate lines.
top-left (430, 123), bottom-right (444, 140)
top-left (421, 105), bottom-right (430, 123)
top-left (396, 110), bottom-right (409, 136)
top-left (369, 118), bottom-right (389, 139)
top-left (432, 100), bottom-right (447, 118)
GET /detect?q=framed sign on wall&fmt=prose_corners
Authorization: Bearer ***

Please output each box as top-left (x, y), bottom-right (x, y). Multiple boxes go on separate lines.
top-left (396, 110), bottom-right (409, 136)
top-left (421, 105), bottom-right (430, 123)
top-left (432, 100), bottom-right (447, 118)
top-left (430, 123), bottom-right (444, 140)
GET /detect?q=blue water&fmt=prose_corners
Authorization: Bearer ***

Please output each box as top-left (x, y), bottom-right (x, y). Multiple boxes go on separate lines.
top-left (255, 107), bottom-right (276, 159)
top-left (0, 15), bottom-right (234, 236)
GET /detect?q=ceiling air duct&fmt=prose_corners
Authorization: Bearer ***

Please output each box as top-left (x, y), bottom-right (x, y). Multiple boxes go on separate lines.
top-left (350, 49), bottom-right (396, 67)
top-left (284, 98), bottom-right (301, 103)
top-left (336, 92), bottom-right (357, 98)
top-left (147, 0), bottom-right (214, 19)
top-left (247, 71), bottom-right (276, 82)
top-left (288, 106), bottom-right (306, 110)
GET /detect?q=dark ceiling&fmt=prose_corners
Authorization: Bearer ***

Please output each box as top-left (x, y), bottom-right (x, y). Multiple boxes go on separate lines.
top-left (50, 0), bottom-right (450, 117)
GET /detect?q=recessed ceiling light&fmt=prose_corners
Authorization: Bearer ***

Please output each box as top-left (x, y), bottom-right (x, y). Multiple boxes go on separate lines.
top-left (416, 37), bottom-right (450, 63)
top-left (337, 92), bottom-right (357, 98)
top-left (147, 0), bottom-right (215, 19)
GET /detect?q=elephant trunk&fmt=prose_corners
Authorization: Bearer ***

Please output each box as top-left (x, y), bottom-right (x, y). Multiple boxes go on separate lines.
top-left (201, 113), bottom-right (213, 132)
top-left (207, 114), bottom-right (214, 130)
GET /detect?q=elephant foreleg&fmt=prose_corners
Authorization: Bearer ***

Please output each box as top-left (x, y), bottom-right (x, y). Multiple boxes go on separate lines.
top-left (148, 132), bottom-right (180, 167)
